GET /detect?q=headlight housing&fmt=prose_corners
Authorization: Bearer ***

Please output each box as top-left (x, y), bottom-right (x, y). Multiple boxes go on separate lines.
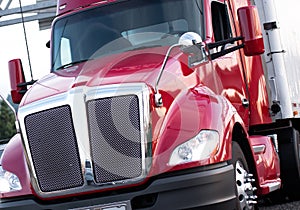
top-left (0, 166), bottom-right (22, 193)
top-left (168, 130), bottom-right (219, 166)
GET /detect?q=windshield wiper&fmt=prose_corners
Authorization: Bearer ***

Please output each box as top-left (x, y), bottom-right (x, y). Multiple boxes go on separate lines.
top-left (56, 59), bottom-right (91, 70)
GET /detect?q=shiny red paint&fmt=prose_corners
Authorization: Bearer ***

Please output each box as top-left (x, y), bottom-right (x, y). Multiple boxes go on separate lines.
top-left (150, 86), bottom-right (235, 175)
top-left (20, 45), bottom-right (236, 175)
top-left (9, 45), bottom-right (238, 200)
top-left (227, 0), bottom-right (272, 126)
top-left (20, 47), bottom-right (165, 106)
top-left (0, 134), bottom-right (33, 199)
top-left (238, 6), bottom-right (265, 56)
top-left (57, 0), bottom-right (116, 15)
top-left (3, 0), bottom-right (277, 201)
top-left (249, 136), bottom-right (281, 195)
top-left (246, 56), bottom-right (272, 125)
top-left (204, 0), bottom-right (251, 129)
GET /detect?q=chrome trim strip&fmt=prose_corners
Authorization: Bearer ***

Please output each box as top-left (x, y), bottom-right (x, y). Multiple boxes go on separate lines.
top-left (252, 145), bottom-right (266, 154)
top-left (18, 83), bottom-right (152, 198)
top-left (268, 181), bottom-right (281, 193)
top-left (70, 200), bottom-right (132, 210)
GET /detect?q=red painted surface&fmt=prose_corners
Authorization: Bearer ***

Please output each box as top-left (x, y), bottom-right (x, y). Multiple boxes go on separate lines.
top-left (21, 46), bottom-right (236, 175)
top-left (0, 134), bottom-right (33, 199)
top-left (3, 0), bottom-right (277, 201)
top-left (238, 6), bottom-right (265, 56)
top-left (57, 0), bottom-right (116, 15)
top-left (249, 136), bottom-right (281, 195)
top-left (8, 59), bottom-right (27, 104)
top-left (227, 0), bottom-right (272, 126)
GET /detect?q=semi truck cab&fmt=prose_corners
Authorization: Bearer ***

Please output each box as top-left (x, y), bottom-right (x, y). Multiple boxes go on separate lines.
top-left (0, 0), bottom-right (290, 209)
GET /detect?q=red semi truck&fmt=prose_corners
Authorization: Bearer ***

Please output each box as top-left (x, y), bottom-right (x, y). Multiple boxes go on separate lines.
top-left (1, 0), bottom-right (300, 209)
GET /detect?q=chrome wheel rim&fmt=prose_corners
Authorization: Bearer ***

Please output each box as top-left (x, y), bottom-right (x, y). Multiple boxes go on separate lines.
top-left (235, 160), bottom-right (257, 210)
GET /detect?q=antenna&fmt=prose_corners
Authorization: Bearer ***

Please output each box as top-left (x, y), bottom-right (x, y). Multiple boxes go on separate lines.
top-left (18, 0), bottom-right (34, 82)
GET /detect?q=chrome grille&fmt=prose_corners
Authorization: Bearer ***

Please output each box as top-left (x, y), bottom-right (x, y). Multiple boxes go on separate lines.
top-left (87, 95), bottom-right (142, 183)
top-left (20, 84), bottom-right (150, 197)
top-left (25, 105), bottom-right (83, 192)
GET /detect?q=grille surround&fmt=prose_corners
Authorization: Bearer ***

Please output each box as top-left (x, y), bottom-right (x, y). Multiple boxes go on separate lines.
top-left (18, 83), bottom-right (151, 198)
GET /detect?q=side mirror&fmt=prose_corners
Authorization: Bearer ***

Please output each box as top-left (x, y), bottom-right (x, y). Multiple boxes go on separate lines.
top-left (178, 32), bottom-right (202, 47)
top-left (8, 59), bottom-right (27, 104)
top-left (237, 6), bottom-right (264, 56)
top-left (154, 32), bottom-right (205, 106)
top-left (179, 32), bottom-right (207, 68)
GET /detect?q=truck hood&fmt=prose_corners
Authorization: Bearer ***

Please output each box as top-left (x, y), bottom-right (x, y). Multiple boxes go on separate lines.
top-left (21, 47), bottom-right (172, 106)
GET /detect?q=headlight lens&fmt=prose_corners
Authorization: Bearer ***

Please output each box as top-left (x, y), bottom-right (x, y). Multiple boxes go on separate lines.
top-left (0, 166), bottom-right (22, 193)
top-left (168, 130), bottom-right (219, 166)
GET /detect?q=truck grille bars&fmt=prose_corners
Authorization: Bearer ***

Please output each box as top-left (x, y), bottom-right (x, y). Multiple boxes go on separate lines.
top-left (20, 83), bottom-right (151, 196)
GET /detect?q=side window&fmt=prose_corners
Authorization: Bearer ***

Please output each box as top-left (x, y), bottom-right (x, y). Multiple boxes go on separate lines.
top-left (211, 1), bottom-right (232, 41)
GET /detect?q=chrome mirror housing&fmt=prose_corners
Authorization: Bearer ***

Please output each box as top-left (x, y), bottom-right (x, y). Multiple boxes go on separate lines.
top-left (178, 32), bottom-right (202, 47)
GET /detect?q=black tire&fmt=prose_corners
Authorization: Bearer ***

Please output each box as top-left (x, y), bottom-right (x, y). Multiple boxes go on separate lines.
top-left (230, 141), bottom-right (257, 210)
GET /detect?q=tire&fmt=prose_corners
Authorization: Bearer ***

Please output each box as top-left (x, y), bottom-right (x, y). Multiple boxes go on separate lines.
top-left (230, 141), bottom-right (257, 210)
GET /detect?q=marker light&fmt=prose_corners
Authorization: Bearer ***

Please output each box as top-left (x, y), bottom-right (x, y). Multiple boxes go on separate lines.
top-left (169, 130), bottom-right (219, 166)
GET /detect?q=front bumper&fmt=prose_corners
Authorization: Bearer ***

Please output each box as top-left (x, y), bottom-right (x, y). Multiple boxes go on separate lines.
top-left (0, 164), bottom-right (236, 210)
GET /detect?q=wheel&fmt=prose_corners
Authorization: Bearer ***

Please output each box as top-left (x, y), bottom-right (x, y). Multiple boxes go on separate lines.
top-left (231, 141), bottom-right (257, 210)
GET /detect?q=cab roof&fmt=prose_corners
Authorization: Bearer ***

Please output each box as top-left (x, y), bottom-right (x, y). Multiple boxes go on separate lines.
top-left (57, 0), bottom-right (117, 15)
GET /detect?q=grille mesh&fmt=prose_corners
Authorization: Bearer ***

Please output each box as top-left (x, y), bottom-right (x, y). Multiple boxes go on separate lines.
top-left (25, 105), bottom-right (83, 192)
top-left (87, 95), bottom-right (142, 183)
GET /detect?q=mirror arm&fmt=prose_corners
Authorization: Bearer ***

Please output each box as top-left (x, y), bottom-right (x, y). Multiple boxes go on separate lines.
top-left (207, 36), bottom-right (244, 60)
top-left (207, 36), bottom-right (243, 49)
top-left (209, 44), bottom-right (244, 60)
top-left (154, 44), bottom-right (181, 107)
top-left (154, 32), bottom-right (203, 107)
top-left (17, 79), bottom-right (37, 87)
top-left (155, 44), bottom-right (181, 94)
top-left (16, 79), bottom-right (37, 95)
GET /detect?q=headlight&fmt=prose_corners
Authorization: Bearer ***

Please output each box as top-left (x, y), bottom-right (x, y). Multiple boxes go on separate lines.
top-left (168, 130), bottom-right (219, 166)
top-left (0, 166), bottom-right (22, 193)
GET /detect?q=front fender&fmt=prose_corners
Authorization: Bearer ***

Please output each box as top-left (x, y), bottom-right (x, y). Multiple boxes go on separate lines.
top-left (1, 134), bottom-right (33, 199)
top-left (150, 86), bottom-right (237, 175)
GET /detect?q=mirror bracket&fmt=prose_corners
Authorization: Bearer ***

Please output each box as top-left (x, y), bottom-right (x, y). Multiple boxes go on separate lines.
top-left (207, 36), bottom-right (244, 60)
top-left (187, 44), bottom-right (208, 68)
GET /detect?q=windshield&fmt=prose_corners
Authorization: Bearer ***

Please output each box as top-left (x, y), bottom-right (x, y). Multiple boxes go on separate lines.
top-left (52, 0), bottom-right (204, 71)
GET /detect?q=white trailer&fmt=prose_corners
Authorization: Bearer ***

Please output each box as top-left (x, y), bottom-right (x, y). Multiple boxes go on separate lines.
top-left (250, 0), bottom-right (300, 200)
top-left (254, 0), bottom-right (300, 119)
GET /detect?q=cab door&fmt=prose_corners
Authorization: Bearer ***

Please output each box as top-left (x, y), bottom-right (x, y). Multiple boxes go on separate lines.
top-left (208, 0), bottom-right (250, 127)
